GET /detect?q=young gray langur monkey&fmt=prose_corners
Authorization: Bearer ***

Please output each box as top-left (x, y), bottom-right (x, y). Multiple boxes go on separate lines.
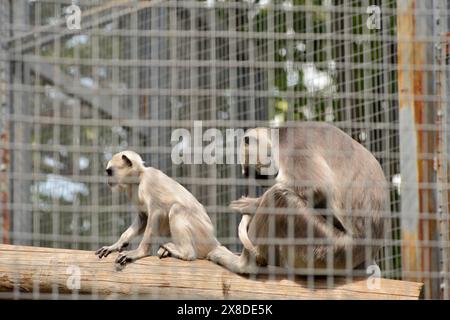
top-left (95, 150), bottom-right (219, 266)
top-left (208, 122), bottom-right (389, 274)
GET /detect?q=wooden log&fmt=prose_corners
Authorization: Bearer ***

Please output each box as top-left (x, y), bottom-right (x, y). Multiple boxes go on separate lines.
top-left (0, 244), bottom-right (423, 299)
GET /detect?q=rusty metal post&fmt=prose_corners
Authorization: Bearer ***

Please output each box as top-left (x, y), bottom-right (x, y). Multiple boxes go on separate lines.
top-left (397, 0), bottom-right (441, 299)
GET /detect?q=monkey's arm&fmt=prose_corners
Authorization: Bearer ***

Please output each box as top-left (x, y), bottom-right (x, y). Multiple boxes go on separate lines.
top-left (230, 196), bottom-right (262, 215)
top-left (249, 184), bottom-right (354, 269)
top-left (95, 212), bottom-right (147, 259)
top-left (115, 203), bottom-right (157, 265)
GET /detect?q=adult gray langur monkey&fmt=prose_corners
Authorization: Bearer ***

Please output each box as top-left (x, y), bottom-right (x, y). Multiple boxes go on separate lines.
top-left (208, 122), bottom-right (388, 274)
top-left (96, 150), bottom-right (219, 266)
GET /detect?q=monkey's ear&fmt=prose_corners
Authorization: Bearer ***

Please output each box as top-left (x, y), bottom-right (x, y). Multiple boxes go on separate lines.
top-left (122, 154), bottom-right (133, 167)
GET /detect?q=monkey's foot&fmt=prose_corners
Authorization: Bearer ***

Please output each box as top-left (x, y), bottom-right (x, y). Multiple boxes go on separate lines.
top-left (230, 197), bottom-right (259, 214)
top-left (159, 243), bottom-right (196, 261)
top-left (157, 246), bottom-right (171, 259)
top-left (115, 249), bottom-right (146, 265)
top-left (95, 245), bottom-right (117, 259)
top-left (95, 242), bottom-right (129, 259)
top-left (206, 247), bottom-right (221, 263)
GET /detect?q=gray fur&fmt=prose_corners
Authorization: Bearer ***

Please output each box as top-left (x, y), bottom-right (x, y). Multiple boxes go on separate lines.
top-left (208, 122), bottom-right (388, 274)
top-left (96, 150), bottom-right (219, 266)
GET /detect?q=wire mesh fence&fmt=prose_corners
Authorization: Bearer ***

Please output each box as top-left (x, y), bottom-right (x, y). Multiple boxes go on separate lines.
top-left (0, 0), bottom-right (448, 299)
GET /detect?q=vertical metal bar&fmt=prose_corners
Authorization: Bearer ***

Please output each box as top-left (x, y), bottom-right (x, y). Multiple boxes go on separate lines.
top-left (169, 3), bottom-right (178, 256)
top-left (362, 0), bottom-right (373, 146)
top-left (67, 3), bottom-right (81, 252)
top-left (267, 3), bottom-right (275, 123)
top-left (381, 0), bottom-right (395, 278)
top-left (342, 0), bottom-right (354, 284)
top-left (170, 1), bottom-right (178, 178)
top-left (160, 5), bottom-right (170, 177)
top-left (361, 0), bottom-right (374, 266)
top-left (91, 4), bottom-right (100, 256)
top-left (435, 0), bottom-right (449, 300)
top-left (129, 6), bottom-right (140, 294)
top-left (12, 0), bottom-right (32, 246)
top-left (131, 3), bottom-right (139, 158)
top-left (285, 2), bottom-right (294, 122)
top-left (90, 5), bottom-right (101, 300)
top-left (285, 2), bottom-right (295, 282)
top-left (0, 0), bottom-right (11, 245)
top-left (111, 16), bottom-right (120, 243)
top-left (127, 9), bottom-right (143, 281)
top-left (228, 4), bottom-right (237, 253)
top-left (324, 0), bottom-right (334, 288)
top-left (305, 0), bottom-right (314, 124)
top-left (247, 4), bottom-right (256, 123)
top-left (343, 0), bottom-right (353, 126)
top-left (208, 5), bottom-right (218, 235)
top-left (51, 1), bottom-right (62, 299)
top-left (31, 0), bottom-right (41, 248)
top-left (324, 2), bottom-right (334, 124)
top-left (150, 7), bottom-right (160, 168)
top-left (303, 0), bottom-right (319, 286)
top-left (0, 127), bottom-right (9, 244)
top-left (190, 6), bottom-right (199, 199)
top-left (247, 2), bottom-right (258, 257)
top-left (52, 3), bottom-right (62, 250)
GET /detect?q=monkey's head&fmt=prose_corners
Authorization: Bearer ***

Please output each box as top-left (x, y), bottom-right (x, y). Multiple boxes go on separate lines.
top-left (239, 128), bottom-right (279, 180)
top-left (105, 150), bottom-right (145, 191)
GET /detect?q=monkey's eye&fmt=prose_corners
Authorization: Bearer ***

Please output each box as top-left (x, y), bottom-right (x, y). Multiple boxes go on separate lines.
top-left (106, 168), bottom-right (113, 176)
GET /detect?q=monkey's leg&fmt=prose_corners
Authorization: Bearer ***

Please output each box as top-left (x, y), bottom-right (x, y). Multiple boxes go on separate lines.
top-left (96, 212), bottom-right (146, 259)
top-left (159, 204), bottom-right (197, 261)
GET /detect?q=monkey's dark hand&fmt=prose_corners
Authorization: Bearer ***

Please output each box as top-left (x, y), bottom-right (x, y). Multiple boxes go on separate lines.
top-left (230, 196), bottom-right (260, 214)
top-left (115, 249), bottom-right (146, 266)
top-left (95, 242), bottom-right (129, 259)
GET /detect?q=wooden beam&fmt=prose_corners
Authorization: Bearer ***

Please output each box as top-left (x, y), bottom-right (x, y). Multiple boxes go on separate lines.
top-left (0, 244), bottom-right (423, 299)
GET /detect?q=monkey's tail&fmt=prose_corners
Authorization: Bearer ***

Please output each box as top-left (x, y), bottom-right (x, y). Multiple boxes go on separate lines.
top-left (238, 214), bottom-right (259, 259)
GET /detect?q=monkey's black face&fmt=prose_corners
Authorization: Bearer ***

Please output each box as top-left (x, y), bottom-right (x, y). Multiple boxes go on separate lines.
top-left (105, 165), bottom-right (123, 189)
top-left (106, 167), bottom-right (117, 187)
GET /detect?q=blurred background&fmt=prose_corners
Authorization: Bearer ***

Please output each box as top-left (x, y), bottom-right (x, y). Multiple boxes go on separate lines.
top-left (0, 0), bottom-right (449, 299)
